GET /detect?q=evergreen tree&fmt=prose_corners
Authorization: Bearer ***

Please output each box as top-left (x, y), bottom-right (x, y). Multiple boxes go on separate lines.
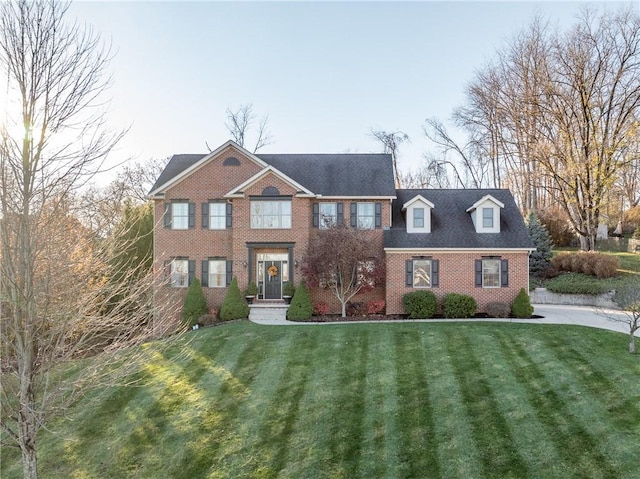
top-left (526, 212), bottom-right (553, 277)
top-left (220, 276), bottom-right (249, 321)
top-left (287, 280), bottom-right (313, 321)
top-left (183, 278), bottom-right (208, 327)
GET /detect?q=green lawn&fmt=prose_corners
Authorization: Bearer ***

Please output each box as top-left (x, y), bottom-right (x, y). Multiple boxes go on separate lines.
top-left (2, 321), bottom-right (640, 479)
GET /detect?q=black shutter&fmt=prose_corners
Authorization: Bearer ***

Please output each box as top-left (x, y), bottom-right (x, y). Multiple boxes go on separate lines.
top-left (188, 202), bottom-right (196, 229)
top-left (432, 259), bottom-right (439, 287)
top-left (313, 203), bottom-right (319, 227)
top-left (226, 203), bottom-right (233, 228)
top-left (475, 259), bottom-right (483, 287)
top-left (350, 203), bottom-right (358, 228)
top-left (201, 203), bottom-right (209, 229)
top-left (201, 260), bottom-right (209, 287)
top-left (226, 260), bottom-right (233, 286)
top-left (375, 202), bottom-right (382, 228)
top-left (163, 203), bottom-right (171, 228)
top-left (188, 260), bottom-right (196, 285)
top-left (406, 259), bottom-right (413, 286)
top-left (337, 203), bottom-right (344, 225)
top-left (501, 259), bottom-right (509, 287)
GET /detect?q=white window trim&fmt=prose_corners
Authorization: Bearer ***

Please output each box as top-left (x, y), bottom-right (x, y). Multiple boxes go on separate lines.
top-left (482, 258), bottom-right (501, 288)
top-left (209, 202), bottom-right (226, 230)
top-left (170, 258), bottom-right (189, 288)
top-left (250, 200), bottom-right (292, 229)
top-left (208, 259), bottom-right (226, 288)
top-left (319, 202), bottom-right (337, 230)
top-left (413, 259), bottom-right (432, 288)
top-left (172, 202), bottom-right (189, 230)
top-left (357, 202), bottom-right (375, 230)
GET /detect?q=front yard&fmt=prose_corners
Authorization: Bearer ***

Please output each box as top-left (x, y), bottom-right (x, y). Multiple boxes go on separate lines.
top-left (2, 321), bottom-right (639, 478)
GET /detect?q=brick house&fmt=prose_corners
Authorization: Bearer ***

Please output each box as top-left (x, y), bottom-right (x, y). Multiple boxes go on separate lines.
top-left (149, 140), bottom-right (534, 321)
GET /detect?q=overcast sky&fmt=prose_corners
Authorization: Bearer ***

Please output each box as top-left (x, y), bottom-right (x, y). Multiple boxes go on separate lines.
top-left (63, 0), bottom-right (634, 183)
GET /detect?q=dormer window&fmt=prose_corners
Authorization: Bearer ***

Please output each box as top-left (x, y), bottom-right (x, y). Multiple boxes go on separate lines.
top-left (482, 207), bottom-right (494, 228)
top-left (402, 195), bottom-right (434, 233)
top-left (466, 195), bottom-right (504, 233)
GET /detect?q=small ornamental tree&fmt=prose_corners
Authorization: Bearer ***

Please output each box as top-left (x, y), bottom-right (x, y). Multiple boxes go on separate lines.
top-left (302, 226), bottom-right (385, 317)
top-left (220, 276), bottom-right (249, 321)
top-left (182, 278), bottom-right (209, 327)
top-left (286, 280), bottom-right (313, 321)
top-left (526, 212), bottom-right (553, 278)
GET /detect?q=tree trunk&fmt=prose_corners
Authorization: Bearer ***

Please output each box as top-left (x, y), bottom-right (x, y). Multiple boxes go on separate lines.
top-left (21, 444), bottom-right (38, 479)
top-left (630, 335), bottom-right (636, 354)
top-left (341, 301), bottom-right (347, 318)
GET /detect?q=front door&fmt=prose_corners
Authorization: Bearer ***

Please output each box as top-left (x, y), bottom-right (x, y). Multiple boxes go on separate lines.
top-left (263, 261), bottom-right (282, 299)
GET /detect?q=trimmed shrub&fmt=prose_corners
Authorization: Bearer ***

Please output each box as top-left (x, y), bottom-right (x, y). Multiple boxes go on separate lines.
top-left (245, 281), bottom-right (258, 296)
top-left (545, 272), bottom-right (609, 295)
top-left (551, 251), bottom-right (619, 279)
top-left (313, 301), bottom-right (330, 316)
top-left (486, 302), bottom-right (511, 318)
top-left (220, 276), bottom-right (249, 321)
top-left (283, 281), bottom-right (296, 297)
top-left (511, 288), bottom-right (534, 318)
top-left (367, 299), bottom-right (386, 315)
top-left (182, 278), bottom-right (208, 328)
top-left (403, 290), bottom-right (437, 319)
top-left (442, 293), bottom-right (477, 319)
top-left (287, 280), bottom-right (313, 321)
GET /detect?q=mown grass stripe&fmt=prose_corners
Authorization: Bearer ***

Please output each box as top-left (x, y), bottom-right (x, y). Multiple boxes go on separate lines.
top-left (421, 328), bottom-right (482, 479)
top-left (394, 329), bottom-right (440, 478)
top-left (167, 338), bottom-right (271, 478)
top-left (471, 329), bottom-right (564, 476)
top-left (446, 329), bottom-right (528, 479)
top-left (360, 326), bottom-right (400, 479)
top-left (537, 331), bottom-right (640, 432)
top-left (496, 331), bottom-right (619, 478)
top-left (330, 330), bottom-right (368, 478)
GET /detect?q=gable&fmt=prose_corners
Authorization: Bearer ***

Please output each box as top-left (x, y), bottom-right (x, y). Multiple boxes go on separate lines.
top-left (148, 141), bottom-right (266, 197)
top-left (402, 195), bottom-right (434, 234)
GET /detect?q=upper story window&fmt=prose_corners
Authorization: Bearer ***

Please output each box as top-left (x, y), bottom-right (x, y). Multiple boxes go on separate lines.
top-left (250, 200), bottom-right (292, 229)
top-left (164, 201), bottom-right (194, 230)
top-left (482, 207), bottom-right (494, 228)
top-left (172, 202), bottom-right (189, 230)
top-left (209, 203), bottom-right (226, 229)
top-left (320, 203), bottom-right (337, 229)
top-left (413, 208), bottom-right (425, 228)
top-left (357, 202), bottom-right (375, 229)
top-left (403, 195), bottom-right (433, 233)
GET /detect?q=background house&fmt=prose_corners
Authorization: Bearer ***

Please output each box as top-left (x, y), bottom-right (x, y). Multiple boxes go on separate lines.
top-left (149, 140), bottom-right (534, 322)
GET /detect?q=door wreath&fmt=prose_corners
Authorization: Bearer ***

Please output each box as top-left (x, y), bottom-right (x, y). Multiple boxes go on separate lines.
top-left (267, 265), bottom-right (278, 278)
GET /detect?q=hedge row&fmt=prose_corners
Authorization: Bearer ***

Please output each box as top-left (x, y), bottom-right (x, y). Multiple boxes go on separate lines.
top-left (551, 251), bottom-right (619, 279)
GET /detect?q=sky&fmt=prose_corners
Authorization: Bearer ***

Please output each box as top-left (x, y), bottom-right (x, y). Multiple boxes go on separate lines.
top-left (61, 0), bottom-right (636, 184)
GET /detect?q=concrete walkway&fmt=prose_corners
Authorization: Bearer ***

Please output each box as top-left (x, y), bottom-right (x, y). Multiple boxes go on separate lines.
top-left (250, 304), bottom-right (638, 336)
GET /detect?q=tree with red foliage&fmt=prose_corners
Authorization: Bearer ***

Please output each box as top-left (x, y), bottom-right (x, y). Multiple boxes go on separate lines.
top-left (302, 226), bottom-right (385, 317)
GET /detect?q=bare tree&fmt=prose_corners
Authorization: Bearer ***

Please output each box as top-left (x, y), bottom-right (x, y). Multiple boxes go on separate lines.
top-left (302, 226), bottom-right (385, 317)
top-left (214, 103), bottom-right (274, 153)
top-left (0, 2), bottom-right (176, 477)
top-left (369, 129), bottom-right (410, 188)
top-left (600, 283), bottom-right (640, 353)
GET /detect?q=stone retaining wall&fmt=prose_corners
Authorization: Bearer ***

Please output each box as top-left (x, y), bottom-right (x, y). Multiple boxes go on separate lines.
top-left (530, 288), bottom-right (618, 308)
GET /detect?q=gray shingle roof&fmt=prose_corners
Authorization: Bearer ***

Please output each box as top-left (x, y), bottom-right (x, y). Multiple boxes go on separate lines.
top-left (149, 152), bottom-right (396, 197)
top-left (384, 189), bottom-right (534, 250)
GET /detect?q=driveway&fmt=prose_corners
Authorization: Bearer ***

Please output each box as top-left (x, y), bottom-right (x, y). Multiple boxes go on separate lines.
top-left (250, 304), bottom-right (638, 336)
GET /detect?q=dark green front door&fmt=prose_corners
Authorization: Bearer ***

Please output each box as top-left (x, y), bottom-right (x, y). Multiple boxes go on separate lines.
top-left (264, 261), bottom-right (282, 299)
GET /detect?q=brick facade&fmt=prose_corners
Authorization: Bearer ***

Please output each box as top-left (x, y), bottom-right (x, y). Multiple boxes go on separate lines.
top-left (152, 142), bottom-right (533, 324)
